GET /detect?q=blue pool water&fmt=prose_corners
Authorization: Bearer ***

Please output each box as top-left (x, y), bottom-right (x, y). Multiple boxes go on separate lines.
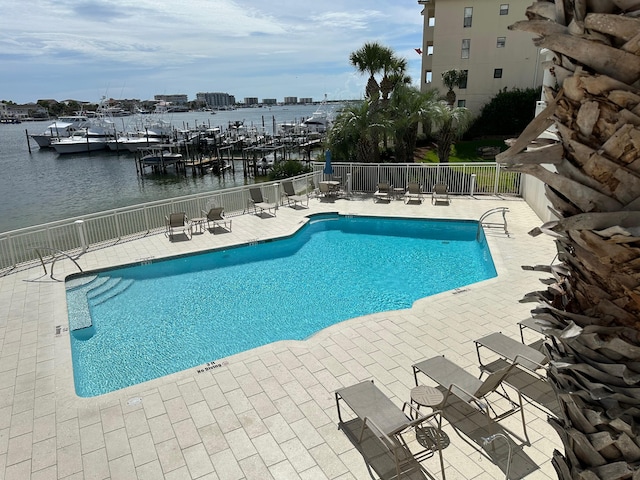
top-left (66, 214), bottom-right (497, 397)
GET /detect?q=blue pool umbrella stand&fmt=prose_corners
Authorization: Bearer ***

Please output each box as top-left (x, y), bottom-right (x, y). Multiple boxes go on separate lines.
top-left (324, 149), bottom-right (333, 179)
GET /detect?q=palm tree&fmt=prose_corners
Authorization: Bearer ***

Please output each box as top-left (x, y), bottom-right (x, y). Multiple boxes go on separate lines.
top-left (426, 101), bottom-right (472, 163)
top-left (349, 42), bottom-right (392, 101)
top-left (349, 42), bottom-right (396, 162)
top-left (380, 56), bottom-right (409, 105)
top-left (441, 69), bottom-right (467, 107)
top-left (328, 101), bottom-right (385, 163)
top-left (502, 2), bottom-right (640, 478)
top-left (387, 85), bottom-right (439, 163)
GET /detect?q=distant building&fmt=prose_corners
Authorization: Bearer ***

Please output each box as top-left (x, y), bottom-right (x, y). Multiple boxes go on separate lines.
top-left (196, 92), bottom-right (235, 108)
top-left (283, 97), bottom-right (298, 105)
top-left (243, 97), bottom-right (259, 106)
top-left (154, 94), bottom-right (188, 105)
top-left (0, 102), bottom-right (48, 119)
top-left (418, 0), bottom-right (543, 114)
top-left (262, 98), bottom-right (277, 105)
top-left (299, 97), bottom-right (313, 104)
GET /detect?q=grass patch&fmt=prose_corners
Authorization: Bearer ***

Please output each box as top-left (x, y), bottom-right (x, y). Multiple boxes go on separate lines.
top-left (418, 139), bottom-right (507, 163)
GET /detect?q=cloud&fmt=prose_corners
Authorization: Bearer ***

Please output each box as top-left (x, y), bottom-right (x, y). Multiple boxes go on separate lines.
top-left (0, 0), bottom-right (424, 103)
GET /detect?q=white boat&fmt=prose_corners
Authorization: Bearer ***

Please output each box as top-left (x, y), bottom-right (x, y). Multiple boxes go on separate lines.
top-left (30, 115), bottom-right (92, 148)
top-left (51, 126), bottom-right (116, 154)
top-left (300, 95), bottom-right (334, 134)
top-left (51, 116), bottom-right (117, 154)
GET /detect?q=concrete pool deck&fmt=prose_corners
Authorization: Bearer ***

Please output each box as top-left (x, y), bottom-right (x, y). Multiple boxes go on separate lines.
top-left (0, 194), bottom-right (561, 479)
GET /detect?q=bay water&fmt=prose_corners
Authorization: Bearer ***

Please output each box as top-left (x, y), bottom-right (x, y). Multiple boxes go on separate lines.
top-left (0, 104), bottom-right (328, 233)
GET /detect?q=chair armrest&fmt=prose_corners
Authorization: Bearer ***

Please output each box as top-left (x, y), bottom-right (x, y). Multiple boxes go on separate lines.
top-left (513, 353), bottom-right (547, 370)
top-left (448, 383), bottom-right (487, 409)
top-left (401, 403), bottom-right (443, 430)
top-left (361, 416), bottom-right (402, 449)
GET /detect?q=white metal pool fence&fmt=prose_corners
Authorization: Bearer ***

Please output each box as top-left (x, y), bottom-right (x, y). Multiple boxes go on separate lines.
top-left (0, 162), bottom-right (521, 273)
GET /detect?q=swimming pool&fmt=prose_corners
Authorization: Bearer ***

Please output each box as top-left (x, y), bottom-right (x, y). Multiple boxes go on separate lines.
top-left (66, 213), bottom-right (497, 397)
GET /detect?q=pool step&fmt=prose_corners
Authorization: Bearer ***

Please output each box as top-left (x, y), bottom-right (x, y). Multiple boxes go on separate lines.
top-left (87, 277), bottom-right (122, 300)
top-left (65, 275), bottom-right (98, 292)
top-left (68, 276), bottom-right (133, 331)
top-left (91, 279), bottom-right (134, 306)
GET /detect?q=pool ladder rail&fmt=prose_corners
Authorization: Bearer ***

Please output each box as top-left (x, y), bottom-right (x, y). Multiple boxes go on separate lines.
top-left (476, 207), bottom-right (510, 240)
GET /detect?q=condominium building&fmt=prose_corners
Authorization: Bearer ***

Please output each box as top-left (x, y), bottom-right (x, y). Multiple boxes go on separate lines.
top-left (418, 0), bottom-right (544, 114)
top-left (153, 94), bottom-right (188, 105)
top-left (196, 92), bottom-right (236, 108)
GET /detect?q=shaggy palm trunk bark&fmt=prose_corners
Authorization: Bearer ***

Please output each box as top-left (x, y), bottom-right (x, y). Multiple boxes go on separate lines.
top-left (498, 1), bottom-right (640, 478)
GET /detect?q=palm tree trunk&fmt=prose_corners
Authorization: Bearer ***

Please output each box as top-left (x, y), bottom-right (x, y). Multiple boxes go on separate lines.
top-left (500, 2), bottom-right (640, 479)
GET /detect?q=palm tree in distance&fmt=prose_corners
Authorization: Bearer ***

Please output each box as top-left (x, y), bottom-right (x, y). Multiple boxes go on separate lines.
top-left (441, 69), bottom-right (467, 107)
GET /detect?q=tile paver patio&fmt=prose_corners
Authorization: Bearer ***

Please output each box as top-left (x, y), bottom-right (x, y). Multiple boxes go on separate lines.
top-left (0, 193), bottom-right (562, 479)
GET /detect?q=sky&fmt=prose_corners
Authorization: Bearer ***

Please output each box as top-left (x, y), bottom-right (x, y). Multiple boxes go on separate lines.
top-left (0, 0), bottom-right (425, 105)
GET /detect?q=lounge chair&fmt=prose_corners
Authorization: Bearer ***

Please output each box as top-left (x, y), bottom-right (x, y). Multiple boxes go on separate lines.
top-left (474, 332), bottom-right (548, 378)
top-left (335, 380), bottom-right (446, 480)
top-left (432, 183), bottom-right (450, 205)
top-left (373, 182), bottom-right (392, 203)
top-left (248, 187), bottom-right (277, 216)
top-left (281, 180), bottom-right (309, 208)
top-left (202, 207), bottom-right (231, 233)
top-left (412, 355), bottom-right (528, 439)
top-left (404, 182), bottom-right (423, 204)
top-left (165, 212), bottom-right (191, 241)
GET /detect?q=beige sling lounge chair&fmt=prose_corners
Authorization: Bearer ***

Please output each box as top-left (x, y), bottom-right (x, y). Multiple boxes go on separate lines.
top-left (413, 355), bottom-right (528, 439)
top-left (431, 183), bottom-right (450, 205)
top-left (474, 332), bottom-right (549, 378)
top-left (373, 182), bottom-right (392, 203)
top-left (202, 207), bottom-right (231, 233)
top-left (165, 212), bottom-right (191, 241)
top-left (404, 182), bottom-right (423, 204)
top-left (336, 380), bottom-right (446, 480)
top-left (281, 180), bottom-right (309, 208)
top-left (248, 187), bottom-right (277, 216)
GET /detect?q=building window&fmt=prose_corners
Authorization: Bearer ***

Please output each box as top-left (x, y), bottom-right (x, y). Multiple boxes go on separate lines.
top-left (425, 71), bottom-right (433, 84)
top-left (427, 45), bottom-right (434, 56)
top-left (461, 39), bottom-right (470, 59)
top-left (497, 37), bottom-right (506, 48)
top-left (494, 68), bottom-right (503, 78)
top-left (457, 100), bottom-right (466, 107)
top-left (428, 17), bottom-right (435, 27)
top-left (459, 70), bottom-right (468, 89)
top-left (500, 4), bottom-right (509, 15)
top-left (464, 7), bottom-right (473, 27)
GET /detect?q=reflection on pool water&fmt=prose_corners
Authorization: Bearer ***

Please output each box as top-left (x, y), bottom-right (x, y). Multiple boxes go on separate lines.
top-left (66, 213), bottom-right (497, 397)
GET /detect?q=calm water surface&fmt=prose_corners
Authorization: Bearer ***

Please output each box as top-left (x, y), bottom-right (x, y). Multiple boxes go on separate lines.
top-left (0, 105), bottom-right (328, 233)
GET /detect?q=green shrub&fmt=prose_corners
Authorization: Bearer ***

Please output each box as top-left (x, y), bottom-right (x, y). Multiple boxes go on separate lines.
top-left (466, 87), bottom-right (541, 138)
top-left (268, 160), bottom-right (312, 181)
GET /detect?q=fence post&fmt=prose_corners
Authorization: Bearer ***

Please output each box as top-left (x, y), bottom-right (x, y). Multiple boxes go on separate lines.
top-left (470, 174), bottom-right (477, 198)
top-left (273, 183), bottom-right (279, 209)
top-left (143, 205), bottom-right (150, 234)
top-left (494, 163), bottom-right (501, 195)
top-left (75, 220), bottom-right (87, 253)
